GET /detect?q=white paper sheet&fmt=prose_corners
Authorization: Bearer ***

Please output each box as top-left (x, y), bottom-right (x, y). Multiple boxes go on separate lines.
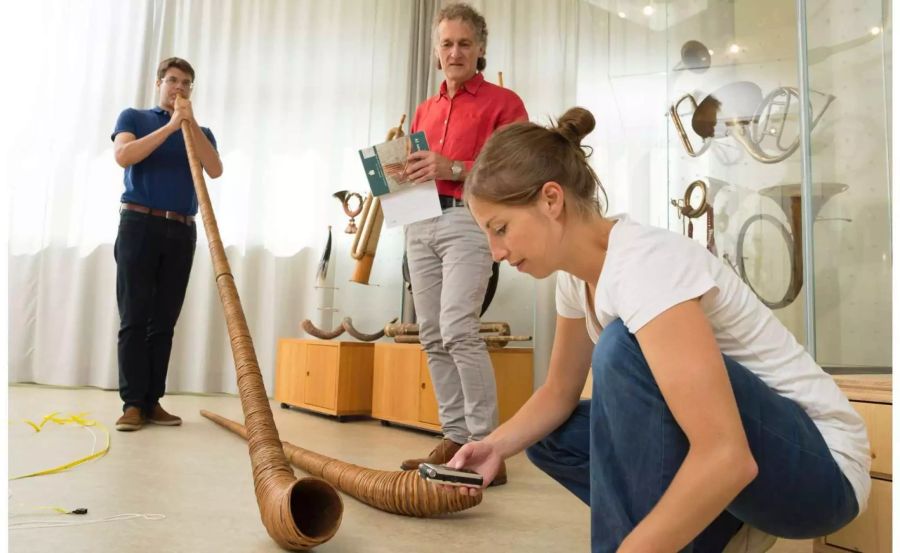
top-left (379, 181), bottom-right (443, 227)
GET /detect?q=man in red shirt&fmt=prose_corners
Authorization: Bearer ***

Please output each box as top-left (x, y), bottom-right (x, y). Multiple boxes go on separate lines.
top-left (400, 2), bottom-right (527, 486)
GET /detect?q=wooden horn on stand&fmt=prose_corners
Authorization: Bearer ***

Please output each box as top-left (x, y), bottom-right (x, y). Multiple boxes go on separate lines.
top-left (200, 410), bottom-right (482, 517)
top-left (349, 114), bottom-right (406, 284)
top-left (178, 96), bottom-right (343, 550)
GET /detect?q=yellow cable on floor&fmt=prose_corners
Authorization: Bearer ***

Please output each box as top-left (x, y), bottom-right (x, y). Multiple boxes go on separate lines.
top-left (10, 412), bottom-right (110, 480)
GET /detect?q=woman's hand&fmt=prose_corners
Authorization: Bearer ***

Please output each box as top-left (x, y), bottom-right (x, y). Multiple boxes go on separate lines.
top-left (404, 150), bottom-right (452, 182)
top-left (438, 441), bottom-right (504, 496)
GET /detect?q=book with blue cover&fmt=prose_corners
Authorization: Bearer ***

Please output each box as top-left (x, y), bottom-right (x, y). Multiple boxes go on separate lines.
top-left (359, 131), bottom-right (432, 196)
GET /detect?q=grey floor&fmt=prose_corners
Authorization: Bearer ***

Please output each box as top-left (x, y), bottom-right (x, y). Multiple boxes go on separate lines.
top-left (8, 385), bottom-right (811, 553)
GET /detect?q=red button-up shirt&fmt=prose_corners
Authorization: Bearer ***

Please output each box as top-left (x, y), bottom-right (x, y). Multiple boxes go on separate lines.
top-left (412, 72), bottom-right (528, 198)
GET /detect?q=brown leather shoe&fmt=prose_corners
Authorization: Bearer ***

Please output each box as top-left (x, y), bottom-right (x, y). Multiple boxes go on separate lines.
top-left (147, 404), bottom-right (182, 426)
top-left (489, 460), bottom-right (508, 487)
top-left (115, 406), bottom-right (143, 431)
top-left (400, 437), bottom-right (464, 470)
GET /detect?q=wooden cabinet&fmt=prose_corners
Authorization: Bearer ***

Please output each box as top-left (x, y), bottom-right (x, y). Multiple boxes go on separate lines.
top-left (274, 339), bottom-right (374, 418)
top-left (371, 342), bottom-right (533, 433)
top-left (417, 351), bottom-right (441, 426)
top-left (371, 343), bottom-right (422, 426)
top-left (815, 375), bottom-right (892, 553)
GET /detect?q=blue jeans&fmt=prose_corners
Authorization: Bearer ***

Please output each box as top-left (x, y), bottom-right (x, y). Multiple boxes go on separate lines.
top-left (526, 319), bottom-right (858, 553)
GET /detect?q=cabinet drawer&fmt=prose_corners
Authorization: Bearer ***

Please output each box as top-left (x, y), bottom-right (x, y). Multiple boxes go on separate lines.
top-left (852, 401), bottom-right (891, 477)
top-left (825, 478), bottom-right (891, 552)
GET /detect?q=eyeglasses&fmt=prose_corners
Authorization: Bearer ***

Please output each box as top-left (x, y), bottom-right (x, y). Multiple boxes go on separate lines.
top-left (161, 76), bottom-right (194, 90)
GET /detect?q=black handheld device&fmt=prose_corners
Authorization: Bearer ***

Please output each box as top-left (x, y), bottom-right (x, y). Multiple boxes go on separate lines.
top-left (418, 463), bottom-right (484, 487)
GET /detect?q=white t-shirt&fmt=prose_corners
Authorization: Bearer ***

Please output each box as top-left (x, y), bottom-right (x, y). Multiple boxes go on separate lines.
top-left (556, 214), bottom-right (871, 510)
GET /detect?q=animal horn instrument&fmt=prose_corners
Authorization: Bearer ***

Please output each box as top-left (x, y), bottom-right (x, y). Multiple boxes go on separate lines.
top-left (301, 319), bottom-right (345, 340)
top-left (200, 410), bottom-right (482, 517)
top-left (178, 95), bottom-right (342, 550)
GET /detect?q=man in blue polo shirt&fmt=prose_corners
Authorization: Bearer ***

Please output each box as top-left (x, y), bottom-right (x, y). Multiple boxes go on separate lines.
top-left (111, 57), bottom-right (222, 431)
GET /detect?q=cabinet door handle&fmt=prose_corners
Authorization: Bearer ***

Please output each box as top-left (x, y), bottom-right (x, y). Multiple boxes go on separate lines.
top-left (307, 371), bottom-right (310, 376)
top-left (420, 382), bottom-right (426, 389)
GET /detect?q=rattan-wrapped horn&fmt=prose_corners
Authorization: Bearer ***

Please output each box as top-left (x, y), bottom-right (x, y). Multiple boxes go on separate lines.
top-left (201, 410), bottom-right (482, 517)
top-left (385, 321), bottom-right (511, 337)
top-left (180, 100), bottom-right (342, 550)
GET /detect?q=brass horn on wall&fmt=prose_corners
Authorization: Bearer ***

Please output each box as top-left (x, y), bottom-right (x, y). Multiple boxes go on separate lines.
top-left (348, 114), bottom-right (406, 285)
top-left (178, 96), bottom-right (343, 550)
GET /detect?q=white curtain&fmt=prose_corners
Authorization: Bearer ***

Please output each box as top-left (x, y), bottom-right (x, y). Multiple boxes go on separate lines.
top-left (475, 0), bottom-right (667, 225)
top-left (7, 0), bottom-right (414, 394)
top-left (473, 0), bottom-right (666, 383)
top-left (6, 0), bottom-right (661, 393)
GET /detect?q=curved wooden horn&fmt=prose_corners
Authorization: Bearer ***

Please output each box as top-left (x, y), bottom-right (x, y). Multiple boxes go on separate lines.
top-left (349, 115), bottom-right (406, 285)
top-left (201, 410), bottom-right (482, 517)
top-left (341, 317), bottom-right (397, 342)
top-left (179, 99), bottom-right (343, 549)
top-left (393, 334), bottom-right (532, 348)
top-left (349, 194), bottom-right (383, 283)
top-left (385, 322), bottom-right (511, 337)
top-left (301, 319), bottom-right (345, 340)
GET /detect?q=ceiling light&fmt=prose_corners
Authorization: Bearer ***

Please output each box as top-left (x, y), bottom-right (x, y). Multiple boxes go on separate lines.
top-left (870, 26), bottom-right (882, 36)
top-left (618, 11), bottom-right (626, 18)
top-left (642, 5), bottom-right (654, 16)
top-left (729, 43), bottom-right (741, 54)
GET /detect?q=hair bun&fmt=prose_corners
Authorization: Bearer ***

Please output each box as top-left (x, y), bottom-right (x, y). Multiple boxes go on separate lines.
top-left (554, 107), bottom-right (595, 145)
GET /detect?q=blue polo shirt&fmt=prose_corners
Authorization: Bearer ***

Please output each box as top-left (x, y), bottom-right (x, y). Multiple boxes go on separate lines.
top-left (111, 106), bottom-right (217, 216)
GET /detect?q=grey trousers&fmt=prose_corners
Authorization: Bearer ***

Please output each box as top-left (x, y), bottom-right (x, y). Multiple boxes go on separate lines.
top-left (406, 207), bottom-right (499, 443)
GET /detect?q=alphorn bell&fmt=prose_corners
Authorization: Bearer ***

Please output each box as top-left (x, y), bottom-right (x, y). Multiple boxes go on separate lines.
top-left (177, 96), bottom-right (342, 550)
top-left (201, 410), bottom-right (482, 517)
top-left (350, 114), bottom-right (406, 284)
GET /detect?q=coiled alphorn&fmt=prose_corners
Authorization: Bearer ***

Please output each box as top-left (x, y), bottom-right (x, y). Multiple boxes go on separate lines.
top-left (179, 97), bottom-right (342, 550)
top-left (201, 410), bottom-right (482, 517)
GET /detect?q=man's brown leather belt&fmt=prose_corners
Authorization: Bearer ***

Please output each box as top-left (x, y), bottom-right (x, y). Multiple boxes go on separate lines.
top-left (120, 203), bottom-right (195, 225)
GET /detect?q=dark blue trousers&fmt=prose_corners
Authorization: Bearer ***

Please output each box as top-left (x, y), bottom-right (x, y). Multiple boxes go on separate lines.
top-left (526, 319), bottom-right (858, 552)
top-left (114, 210), bottom-right (196, 413)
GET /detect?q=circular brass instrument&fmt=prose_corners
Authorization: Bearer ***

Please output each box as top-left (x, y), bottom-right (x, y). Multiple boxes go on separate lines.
top-left (681, 179), bottom-right (709, 219)
top-left (736, 213), bottom-right (798, 309)
top-left (735, 182), bottom-right (847, 309)
top-left (669, 82), bottom-right (834, 164)
top-left (333, 191), bottom-right (364, 234)
top-left (670, 180), bottom-right (716, 254)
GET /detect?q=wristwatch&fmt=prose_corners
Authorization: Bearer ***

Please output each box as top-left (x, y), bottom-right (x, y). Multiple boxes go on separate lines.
top-left (450, 161), bottom-right (464, 180)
